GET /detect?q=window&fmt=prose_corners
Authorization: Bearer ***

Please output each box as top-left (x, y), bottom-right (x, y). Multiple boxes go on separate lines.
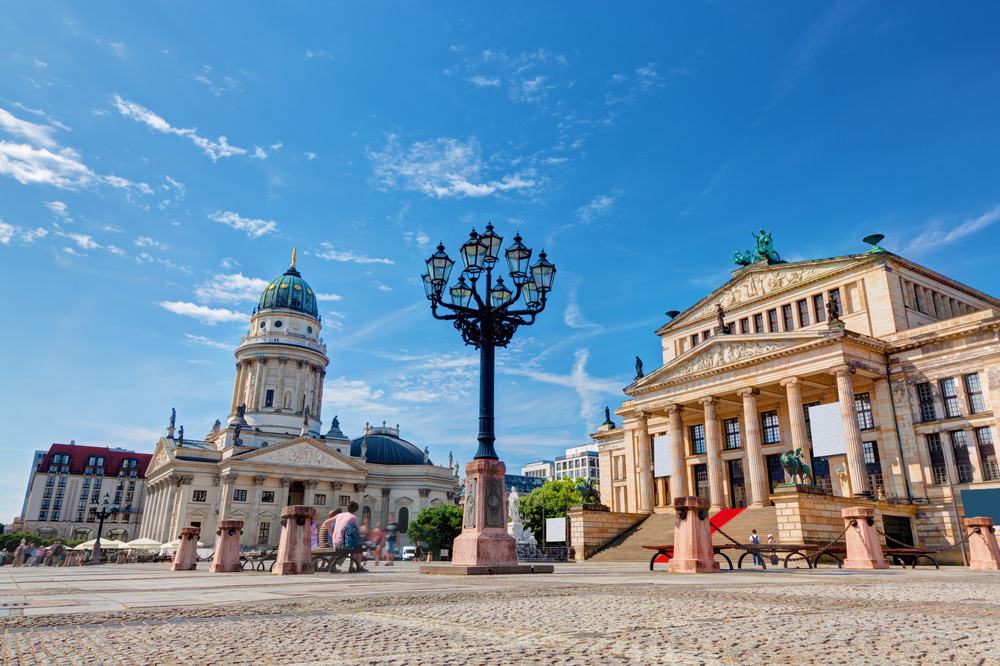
top-left (265, 389), bottom-right (274, 408)
top-left (975, 427), bottom-right (998, 480)
top-left (916, 382), bottom-right (936, 422)
top-left (914, 286), bottom-right (926, 313)
top-left (258, 521), bottom-right (270, 545)
top-left (761, 410), bottom-right (781, 444)
top-left (313, 493), bottom-right (326, 505)
top-left (261, 490), bottom-right (275, 503)
top-left (723, 418), bottom-right (741, 450)
top-left (862, 441), bottom-right (883, 492)
top-left (192, 490), bottom-right (207, 502)
top-left (782, 304), bottom-right (794, 331)
top-left (828, 288), bottom-right (842, 316)
top-left (690, 334), bottom-right (699, 348)
top-left (701, 330), bottom-right (711, 341)
top-left (796, 299), bottom-right (810, 327)
top-left (398, 506), bottom-right (409, 533)
top-left (739, 318), bottom-right (749, 334)
top-left (965, 373), bottom-right (986, 414)
top-left (753, 313), bottom-right (764, 333)
top-left (803, 401), bottom-right (821, 440)
top-left (813, 294), bottom-right (826, 322)
top-left (767, 309), bottom-right (779, 332)
top-left (233, 488), bottom-right (248, 502)
top-left (939, 378), bottom-right (961, 418)
top-left (854, 393), bottom-right (875, 430)
top-left (950, 431), bottom-right (974, 484)
top-left (690, 424), bottom-right (706, 455)
top-left (339, 495), bottom-right (351, 507)
top-left (926, 433), bottom-right (948, 484)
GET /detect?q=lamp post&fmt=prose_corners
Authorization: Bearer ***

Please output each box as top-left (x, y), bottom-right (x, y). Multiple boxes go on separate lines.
top-left (89, 493), bottom-right (121, 564)
top-left (422, 224), bottom-right (555, 569)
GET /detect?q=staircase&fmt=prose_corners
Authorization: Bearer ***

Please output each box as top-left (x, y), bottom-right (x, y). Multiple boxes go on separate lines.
top-left (587, 506), bottom-right (779, 562)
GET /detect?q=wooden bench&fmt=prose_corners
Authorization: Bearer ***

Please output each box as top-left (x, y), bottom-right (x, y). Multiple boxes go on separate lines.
top-left (311, 547), bottom-right (366, 573)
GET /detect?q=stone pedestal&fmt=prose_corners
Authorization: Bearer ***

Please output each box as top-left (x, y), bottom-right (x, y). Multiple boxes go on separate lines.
top-left (170, 526), bottom-right (200, 571)
top-left (966, 517), bottom-right (1000, 571)
top-left (668, 496), bottom-right (719, 573)
top-left (273, 505), bottom-right (316, 575)
top-left (452, 459), bottom-right (518, 567)
top-left (210, 520), bottom-right (244, 573)
top-left (842, 507), bottom-right (888, 569)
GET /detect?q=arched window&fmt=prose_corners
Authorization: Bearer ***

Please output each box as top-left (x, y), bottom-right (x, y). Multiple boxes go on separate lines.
top-left (398, 506), bottom-right (409, 534)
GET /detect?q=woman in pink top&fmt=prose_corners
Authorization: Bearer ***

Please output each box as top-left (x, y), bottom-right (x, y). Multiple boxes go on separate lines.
top-left (332, 501), bottom-right (360, 548)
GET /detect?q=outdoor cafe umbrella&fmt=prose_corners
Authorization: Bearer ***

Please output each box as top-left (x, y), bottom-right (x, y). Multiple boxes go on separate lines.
top-left (124, 538), bottom-right (162, 550)
top-left (162, 538), bottom-right (207, 549)
top-left (74, 538), bottom-right (128, 551)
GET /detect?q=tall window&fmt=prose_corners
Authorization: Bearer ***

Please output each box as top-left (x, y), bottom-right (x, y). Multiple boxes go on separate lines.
top-left (813, 294), bottom-right (826, 322)
top-left (314, 493), bottom-right (326, 505)
top-left (690, 334), bottom-right (699, 348)
top-left (854, 393), bottom-right (875, 430)
top-left (753, 313), bottom-right (764, 333)
top-left (702, 330), bottom-right (711, 341)
top-left (398, 506), bottom-right (410, 533)
top-left (975, 427), bottom-right (998, 481)
top-left (964, 373), bottom-right (986, 414)
top-left (690, 424), bottom-right (706, 455)
top-left (761, 410), bottom-right (781, 444)
top-left (265, 389), bottom-right (275, 408)
top-left (862, 441), bottom-right (883, 492)
top-left (258, 521), bottom-right (270, 545)
top-left (803, 401), bottom-right (821, 440)
top-left (939, 378), bottom-right (961, 418)
top-left (796, 299), bottom-right (810, 327)
top-left (828, 288), bottom-right (842, 316)
top-left (916, 382), bottom-right (936, 422)
top-left (767, 309), bottom-right (779, 332)
top-left (782, 304), bottom-right (794, 331)
top-left (926, 433), bottom-right (948, 484)
top-left (739, 318), bottom-right (749, 334)
top-left (950, 431), bottom-right (974, 483)
top-left (233, 488), bottom-right (247, 501)
top-left (723, 418), bottom-right (741, 450)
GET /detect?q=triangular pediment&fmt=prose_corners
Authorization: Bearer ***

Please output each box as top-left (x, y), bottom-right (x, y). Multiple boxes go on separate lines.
top-left (238, 437), bottom-right (366, 471)
top-left (659, 255), bottom-right (870, 333)
top-left (147, 439), bottom-right (173, 473)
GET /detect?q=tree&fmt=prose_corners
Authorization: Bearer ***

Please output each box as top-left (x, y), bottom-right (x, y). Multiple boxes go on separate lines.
top-left (519, 478), bottom-right (583, 543)
top-left (407, 504), bottom-right (463, 559)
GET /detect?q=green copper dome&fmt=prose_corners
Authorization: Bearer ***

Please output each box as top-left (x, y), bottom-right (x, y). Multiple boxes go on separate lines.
top-left (256, 264), bottom-right (320, 319)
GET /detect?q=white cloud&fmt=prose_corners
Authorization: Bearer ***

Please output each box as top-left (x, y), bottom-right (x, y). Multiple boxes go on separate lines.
top-left (65, 232), bottom-right (99, 250)
top-left (575, 194), bottom-right (616, 224)
top-left (44, 200), bottom-right (69, 217)
top-left (904, 204), bottom-right (1000, 254)
top-left (403, 230), bottom-right (431, 249)
top-left (305, 49), bottom-right (333, 60)
top-left (367, 134), bottom-right (535, 199)
top-left (0, 221), bottom-right (13, 245)
top-left (450, 49), bottom-right (568, 107)
top-left (375, 282), bottom-right (392, 292)
top-left (304, 151), bottom-right (319, 161)
top-left (323, 377), bottom-right (396, 414)
top-left (468, 75), bottom-right (500, 87)
top-left (0, 107), bottom-right (58, 147)
top-left (183, 333), bottom-right (231, 350)
top-left (21, 227), bottom-right (48, 243)
top-left (208, 210), bottom-right (277, 238)
top-left (194, 272), bottom-right (268, 303)
top-left (220, 257), bottom-right (240, 270)
top-left (108, 41), bottom-right (126, 58)
top-left (313, 241), bottom-right (394, 265)
top-left (112, 95), bottom-right (248, 161)
top-left (252, 146), bottom-right (267, 160)
top-left (134, 235), bottom-right (166, 250)
top-left (270, 142), bottom-right (283, 151)
top-left (0, 220), bottom-right (48, 245)
top-left (315, 293), bottom-right (343, 302)
top-left (158, 301), bottom-right (245, 325)
top-left (0, 141), bottom-right (95, 188)
top-left (106, 244), bottom-right (126, 256)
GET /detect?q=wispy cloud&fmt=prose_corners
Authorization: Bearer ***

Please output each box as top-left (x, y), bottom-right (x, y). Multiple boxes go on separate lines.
top-left (313, 241), bottom-right (394, 265)
top-left (448, 48), bottom-right (568, 107)
top-left (194, 272), bottom-right (268, 303)
top-left (44, 200), bottom-right (70, 218)
top-left (157, 301), bottom-right (245, 325)
top-left (315, 292), bottom-right (343, 302)
top-left (0, 220), bottom-right (48, 246)
top-left (183, 333), bottom-right (231, 350)
top-left (575, 193), bottom-right (617, 224)
top-left (305, 49), bottom-right (332, 60)
top-left (208, 210), bottom-right (277, 238)
top-left (112, 95), bottom-right (248, 161)
top-left (904, 205), bottom-right (1000, 254)
top-left (323, 377), bottom-right (397, 414)
top-left (0, 107), bottom-right (58, 147)
top-left (367, 134), bottom-right (535, 199)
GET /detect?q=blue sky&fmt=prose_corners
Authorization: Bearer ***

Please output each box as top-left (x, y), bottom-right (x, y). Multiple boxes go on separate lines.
top-left (2, 2), bottom-right (1000, 523)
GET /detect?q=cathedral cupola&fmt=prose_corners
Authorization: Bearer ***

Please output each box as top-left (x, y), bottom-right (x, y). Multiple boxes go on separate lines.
top-left (255, 248), bottom-right (320, 319)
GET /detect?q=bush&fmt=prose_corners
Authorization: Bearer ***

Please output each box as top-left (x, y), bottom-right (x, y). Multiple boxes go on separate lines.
top-left (519, 478), bottom-right (584, 543)
top-left (407, 504), bottom-right (462, 559)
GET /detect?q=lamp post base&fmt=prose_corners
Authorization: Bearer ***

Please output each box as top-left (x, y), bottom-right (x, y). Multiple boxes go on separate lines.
top-left (452, 458), bottom-right (518, 567)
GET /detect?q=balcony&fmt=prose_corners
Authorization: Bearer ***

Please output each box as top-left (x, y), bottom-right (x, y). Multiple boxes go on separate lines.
top-left (238, 332), bottom-right (327, 354)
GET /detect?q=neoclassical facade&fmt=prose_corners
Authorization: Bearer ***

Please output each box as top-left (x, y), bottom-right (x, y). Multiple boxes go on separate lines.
top-left (594, 243), bottom-right (999, 547)
top-left (138, 254), bottom-right (459, 548)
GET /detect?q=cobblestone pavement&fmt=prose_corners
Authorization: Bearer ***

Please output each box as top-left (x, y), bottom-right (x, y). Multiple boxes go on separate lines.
top-left (1, 563), bottom-right (997, 665)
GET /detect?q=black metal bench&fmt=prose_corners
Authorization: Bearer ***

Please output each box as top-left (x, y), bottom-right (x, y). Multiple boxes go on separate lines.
top-left (642, 545), bottom-right (734, 571)
top-left (311, 548), bottom-right (365, 573)
top-left (240, 552), bottom-right (277, 572)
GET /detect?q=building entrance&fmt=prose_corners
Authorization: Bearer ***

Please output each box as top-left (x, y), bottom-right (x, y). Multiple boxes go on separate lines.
top-left (727, 459), bottom-right (747, 508)
top-left (288, 481), bottom-right (305, 505)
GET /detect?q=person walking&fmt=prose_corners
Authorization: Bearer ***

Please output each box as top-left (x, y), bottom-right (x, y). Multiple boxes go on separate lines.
top-left (384, 513), bottom-right (399, 566)
top-left (370, 522), bottom-right (384, 566)
top-left (750, 529), bottom-right (763, 567)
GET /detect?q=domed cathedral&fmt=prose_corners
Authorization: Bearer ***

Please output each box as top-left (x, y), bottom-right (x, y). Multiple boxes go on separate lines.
top-left (138, 251), bottom-right (460, 549)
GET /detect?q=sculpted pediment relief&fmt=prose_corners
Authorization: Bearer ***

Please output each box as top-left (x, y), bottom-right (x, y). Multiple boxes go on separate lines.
top-left (244, 440), bottom-right (360, 471)
top-left (148, 442), bottom-right (171, 473)
top-left (635, 338), bottom-right (809, 389)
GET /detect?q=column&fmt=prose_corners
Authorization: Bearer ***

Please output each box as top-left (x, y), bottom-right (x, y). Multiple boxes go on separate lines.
top-left (305, 479), bottom-right (318, 507)
top-left (140, 484), bottom-right (156, 539)
top-left (832, 365), bottom-right (868, 495)
top-left (699, 397), bottom-right (725, 510)
top-left (281, 477), bottom-right (292, 505)
top-left (872, 379), bottom-right (903, 495)
top-left (312, 367), bottom-right (322, 416)
top-left (738, 388), bottom-right (769, 507)
top-left (153, 482), bottom-right (169, 541)
top-left (219, 473), bottom-right (236, 521)
top-left (622, 426), bottom-right (638, 512)
top-left (781, 377), bottom-right (811, 463)
top-left (250, 358), bottom-right (266, 409)
top-left (293, 361), bottom-right (305, 414)
top-left (666, 405), bottom-right (688, 503)
top-left (172, 476), bottom-right (193, 534)
top-left (964, 428), bottom-right (986, 483)
top-left (245, 475), bottom-right (266, 547)
top-left (159, 477), bottom-right (177, 542)
top-left (149, 483), bottom-right (164, 539)
top-left (381, 487), bottom-right (391, 524)
top-left (230, 361), bottom-right (245, 414)
top-left (315, 369), bottom-right (326, 419)
top-left (634, 411), bottom-right (653, 514)
top-left (275, 357), bottom-right (288, 410)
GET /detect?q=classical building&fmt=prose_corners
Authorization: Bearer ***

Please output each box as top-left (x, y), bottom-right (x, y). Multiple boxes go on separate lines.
top-left (19, 443), bottom-right (152, 541)
top-left (138, 253), bottom-right (459, 548)
top-left (594, 238), bottom-right (999, 552)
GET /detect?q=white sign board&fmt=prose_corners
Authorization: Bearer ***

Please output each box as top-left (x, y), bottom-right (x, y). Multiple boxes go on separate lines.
top-left (545, 517), bottom-right (566, 543)
top-left (653, 434), bottom-right (672, 477)
top-left (808, 403), bottom-right (847, 457)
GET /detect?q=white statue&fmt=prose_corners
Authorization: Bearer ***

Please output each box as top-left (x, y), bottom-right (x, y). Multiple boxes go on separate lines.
top-left (507, 487), bottom-right (521, 524)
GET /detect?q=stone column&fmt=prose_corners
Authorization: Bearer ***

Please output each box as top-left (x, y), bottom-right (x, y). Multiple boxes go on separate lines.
top-left (622, 427), bottom-right (638, 513)
top-left (841, 507), bottom-right (888, 569)
top-left (275, 357), bottom-right (288, 410)
top-left (312, 367), bottom-right (323, 416)
top-left (699, 397), bottom-right (725, 510)
top-left (170, 526), bottom-right (200, 571)
top-left (381, 487), bottom-right (391, 524)
top-left (219, 473), bottom-right (236, 522)
top-left (171, 476), bottom-right (194, 538)
top-left (139, 484), bottom-right (156, 539)
top-left (667, 496), bottom-right (719, 573)
top-left (250, 357), bottom-right (266, 409)
top-left (154, 482), bottom-right (170, 542)
top-left (634, 410), bottom-right (654, 514)
top-left (230, 361), bottom-right (245, 414)
top-left (781, 377), bottom-right (811, 463)
top-left (210, 520), bottom-right (244, 573)
top-left (832, 366), bottom-right (868, 495)
top-left (666, 405), bottom-right (688, 503)
top-left (281, 477), bottom-right (293, 505)
top-left (293, 361), bottom-right (305, 414)
top-left (738, 388), bottom-right (769, 507)
top-left (273, 505), bottom-right (316, 575)
top-left (245, 475), bottom-right (266, 546)
top-left (305, 479), bottom-right (318, 507)
top-left (316, 369), bottom-right (326, 420)
top-left (159, 478), bottom-right (177, 543)
top-left (872, 379), bottom-right (903, 496)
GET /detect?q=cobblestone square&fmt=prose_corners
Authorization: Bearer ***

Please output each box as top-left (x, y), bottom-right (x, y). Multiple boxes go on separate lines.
top-left (1, 562), bottom-right (997, 665)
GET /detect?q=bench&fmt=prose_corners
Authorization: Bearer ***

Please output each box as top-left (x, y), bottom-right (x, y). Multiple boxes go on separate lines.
top-left (311, 548), bottom-right (365, 573)
top-left (809, 545), bottom-right (940, 569)
top-left (240, 551), bottom-right (277, 572)
top-left (642, 545), bottom-right (734, 571)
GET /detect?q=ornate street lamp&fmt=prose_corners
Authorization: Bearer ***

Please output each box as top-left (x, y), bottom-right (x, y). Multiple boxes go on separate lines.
top-left (422, 225), bottom-right (556, 571)
top-left (89, 493), bottom-right (123, 564)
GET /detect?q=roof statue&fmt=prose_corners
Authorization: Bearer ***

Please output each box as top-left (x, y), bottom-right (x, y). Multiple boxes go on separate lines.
top-left (733, 230), bottom-right (782, 266)
top-left (423, 446), bottom-right (430, 464)
top-left (448, 451), bottom-right (453, 469)
top-left (827, 297), bottom-right (841, 322)
top-left (634, 355), bottom-right (644, 379)
top-left (169, 407), bottom-right (176, 429)
top-left (716, 303), bottom-right (731, 334)
top-left (290, 247), bottom-right (297, 269)
top-left (177, 425), bottom-right (184, 446)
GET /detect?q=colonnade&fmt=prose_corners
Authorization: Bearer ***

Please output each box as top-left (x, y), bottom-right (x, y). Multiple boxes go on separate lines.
top-left (229, 357), bottom-right (326, 417)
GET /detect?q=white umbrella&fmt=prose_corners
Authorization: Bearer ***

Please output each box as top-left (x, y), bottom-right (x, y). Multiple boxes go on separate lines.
top-left (124, 538), bottom-right (162, 550)
top-left (161, 538), bottom-right (207, 549)
top-left (74, 538), bottom-right (128, 551)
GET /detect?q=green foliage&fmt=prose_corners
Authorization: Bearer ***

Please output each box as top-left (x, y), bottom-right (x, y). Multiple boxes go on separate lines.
top-left (0, 531), bottom-right (81, 552)
top-left (407, 504), bottom-right (463, 557)
top-left (519, 478), bottom-right (584, 543)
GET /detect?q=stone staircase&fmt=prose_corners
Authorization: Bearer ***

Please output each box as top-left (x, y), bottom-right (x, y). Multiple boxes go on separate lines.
top-left (587, 506), bottom-right (780, 562)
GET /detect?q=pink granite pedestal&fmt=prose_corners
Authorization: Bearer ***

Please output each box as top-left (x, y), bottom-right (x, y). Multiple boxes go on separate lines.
top-left (668, 496), bottom-right (720, 573)
top-left (170, 526), bottom-right (200, 571)
top-left (422, 458), bottom-right (552, 575)
top-left (273, 505), bottom-right (315, 575)
top-left (210, 520), bottom-right (244, 573)
top-left (966, 517), bottom-right (1000, 571)
top-left (842, 506), bottom-right (889, 569)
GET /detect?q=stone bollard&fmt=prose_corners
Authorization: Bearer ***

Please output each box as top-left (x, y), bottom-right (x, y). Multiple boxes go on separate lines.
top-left (274, 505), bottom-right (316, 575)
top-left (170, 526), bottom-right (200, 571)
top-left (966, 517), bottom-right (1000, 571)
top-left (668, 496), bottom-right (719, 573)
top-left (210, 520), bottom-right (244, 573)
top-left (841, 507), bottom-right (888, 569)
